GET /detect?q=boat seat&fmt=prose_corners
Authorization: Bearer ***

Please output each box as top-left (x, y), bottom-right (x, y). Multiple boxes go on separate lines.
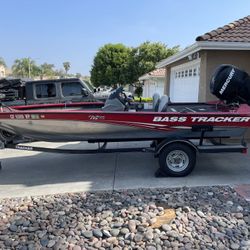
top-left (152, 93), bottom-right (160, 111)
top-left (158, 95), bottom-right (170, 112)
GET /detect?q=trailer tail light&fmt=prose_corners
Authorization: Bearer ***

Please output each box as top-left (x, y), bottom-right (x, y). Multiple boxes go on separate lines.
top-left (242, 148), bottom-right (248, 154)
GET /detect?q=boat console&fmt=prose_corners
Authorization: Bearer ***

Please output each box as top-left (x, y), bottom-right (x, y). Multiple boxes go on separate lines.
top-left (102, 87), bottom-right (131, 111)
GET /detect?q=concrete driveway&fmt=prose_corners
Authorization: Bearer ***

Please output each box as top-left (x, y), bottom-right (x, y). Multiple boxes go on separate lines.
top-left (0, 141), bottom-right (250, 198)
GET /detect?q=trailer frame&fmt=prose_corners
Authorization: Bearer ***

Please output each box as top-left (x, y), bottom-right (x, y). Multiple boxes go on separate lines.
top-left (0, 129), bottom-right (247, 177)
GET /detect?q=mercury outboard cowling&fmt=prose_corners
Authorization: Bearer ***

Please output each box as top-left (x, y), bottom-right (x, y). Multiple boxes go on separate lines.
top-left (210, 64), bottom-right (250, 104)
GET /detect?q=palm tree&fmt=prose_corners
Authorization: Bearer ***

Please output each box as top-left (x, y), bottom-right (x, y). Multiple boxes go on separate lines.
top-left (12, 58), bottom-right (39, 78)
top-left (12, 59), bottom-right (25, 77)
top-left (63, 62), bottom-right (71, 75)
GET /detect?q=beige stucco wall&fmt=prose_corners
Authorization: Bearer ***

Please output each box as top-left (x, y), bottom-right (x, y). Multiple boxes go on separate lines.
top-left (198, 51), bottom-right (207, 102)
top-left (202, 50), bottom-right (250, 101)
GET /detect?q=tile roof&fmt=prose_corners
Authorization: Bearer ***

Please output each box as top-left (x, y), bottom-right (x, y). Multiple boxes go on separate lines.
top-left (196, 15), bottom-right (250, 42)
top-left (139, 68), bottom-right (166, 81)
top-left (148, 68), bottom-right (166, 77)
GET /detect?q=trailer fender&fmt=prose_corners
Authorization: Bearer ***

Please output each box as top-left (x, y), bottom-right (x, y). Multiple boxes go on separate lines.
top-left (155, 139), bottom-right (198, 157)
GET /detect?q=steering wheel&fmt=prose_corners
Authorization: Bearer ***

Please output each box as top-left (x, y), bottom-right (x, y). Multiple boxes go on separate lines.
top-left (121, 91), bottom-right (131, 110)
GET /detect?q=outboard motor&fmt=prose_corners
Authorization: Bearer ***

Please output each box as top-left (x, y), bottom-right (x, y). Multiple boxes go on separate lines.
top-left (210, 64), bottom-right (250, 104)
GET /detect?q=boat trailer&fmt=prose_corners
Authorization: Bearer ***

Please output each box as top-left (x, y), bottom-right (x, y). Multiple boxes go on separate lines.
top-left (0, 131), bottom-right (247, 177)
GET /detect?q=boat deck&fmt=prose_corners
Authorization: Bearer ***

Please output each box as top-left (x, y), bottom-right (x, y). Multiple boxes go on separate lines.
top-left (140, 102), bottom-right (233, 113)
top-left (166, 103), bottom-right (225, 113)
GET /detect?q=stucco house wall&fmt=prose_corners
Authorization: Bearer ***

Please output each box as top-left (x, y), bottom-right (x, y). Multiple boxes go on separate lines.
top-left (202, 50), bottom-right (250, 101)
top-left (139, 68), bottom-right (166, 98)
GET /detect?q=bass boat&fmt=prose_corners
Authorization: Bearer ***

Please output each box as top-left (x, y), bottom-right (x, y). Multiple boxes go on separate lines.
top-left (0, 64), bottom-right (250, 143)
top-left (0, 64), bottom-right (250, 177)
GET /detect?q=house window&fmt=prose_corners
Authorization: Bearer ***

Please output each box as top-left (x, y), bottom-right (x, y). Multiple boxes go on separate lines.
top-left (178, 72), bottom-right (181, 78)
top-left (175, 72), bottom-right (178, 78)
top-left (189, 69), bottom-right (192, 77)
top-left (36, 83), bottom-right (56, 98)
top-left (62, 82), bottom-right (85, 96)
top-left (193, 68), bottom-right (197, 76)
top-left (185, 70), bottom-right (188, 77)
top-left (181, 71), bottom-right (184, 77)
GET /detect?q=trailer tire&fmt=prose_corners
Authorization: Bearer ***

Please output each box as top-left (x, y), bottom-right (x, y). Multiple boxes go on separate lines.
top-left (159, 142), bottom-right (196, 177)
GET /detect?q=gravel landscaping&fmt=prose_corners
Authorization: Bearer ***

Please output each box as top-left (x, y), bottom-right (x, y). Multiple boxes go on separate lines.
top-left (0, 186), bottom-right (249, 250)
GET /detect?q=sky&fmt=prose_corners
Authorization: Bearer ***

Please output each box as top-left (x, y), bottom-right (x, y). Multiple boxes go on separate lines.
top-left (1, 0), bottom-right (250, 75)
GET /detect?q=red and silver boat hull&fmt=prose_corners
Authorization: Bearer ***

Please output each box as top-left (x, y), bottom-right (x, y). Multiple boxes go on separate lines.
top-left (0, 104), bottom-right (249, 142)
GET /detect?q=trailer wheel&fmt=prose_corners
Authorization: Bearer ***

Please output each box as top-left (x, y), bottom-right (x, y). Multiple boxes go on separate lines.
top-left (159, 142), bottom-right (196, 177)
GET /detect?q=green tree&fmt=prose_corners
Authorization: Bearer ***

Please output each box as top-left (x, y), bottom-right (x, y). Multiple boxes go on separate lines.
top-left (39, 63), bottom-right (55, 79)
top-left (55, 69), bottom-right (65, 79)
top-left (128, 41), bottom-right (179, 83)
top-left (134, 85), bottom-right (143, 97)
top-left (12, 58), bottom-right (40, 78)
top-left (90, 42), bottom-right (179, 87)
top-left (90, 43), bottom-right (131, 87)
top-left (63, 62), bottom-right (71, 75)
top-left (0, 57), bottom-right (6, 67)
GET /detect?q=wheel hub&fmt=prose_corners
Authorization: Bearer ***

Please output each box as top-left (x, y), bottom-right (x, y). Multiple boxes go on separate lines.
top-left (166, 150), bottom-right (189, 172)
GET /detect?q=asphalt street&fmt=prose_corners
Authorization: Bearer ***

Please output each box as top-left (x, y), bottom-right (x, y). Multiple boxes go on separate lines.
top-left (0, 141), bottom-right (250, 198)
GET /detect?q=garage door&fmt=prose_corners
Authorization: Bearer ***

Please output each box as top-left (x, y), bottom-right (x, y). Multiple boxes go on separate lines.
top-left (170, 59), bottom-right (200, 102)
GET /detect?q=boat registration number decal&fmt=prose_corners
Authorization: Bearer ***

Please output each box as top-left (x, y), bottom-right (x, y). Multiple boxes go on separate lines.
top-left (10, 114), bottom-right (45, 119)
top-left (153, 116), bottom-right (250, 123)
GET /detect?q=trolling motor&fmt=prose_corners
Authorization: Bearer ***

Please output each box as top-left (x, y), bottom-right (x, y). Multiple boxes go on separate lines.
top-left (210, 64), bottom-right (250, 105)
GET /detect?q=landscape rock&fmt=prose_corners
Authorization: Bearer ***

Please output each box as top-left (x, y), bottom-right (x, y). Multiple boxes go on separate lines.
top-left (9, 224), bottom-right (18, 232)
top-left (144, 230), bottom-right (154, 240)
top-left (93, 229), bottom-right (103, 238)
top-left (128, 220), bottom-right (137, 232)
top-left (102, 229), bottom-right (112, 237)
top-left (0, 186), bottom-right (248, 249)
top-left (47, 240), bottom-right (56, 248)
top-left (120, 227), bottom-right (130, 235)
top-left (82, 230), bottom-right (93, 239)
top-left (110, 229), bottom-right (120, 237)
top-left (161, 224), bottom-right (171, 232)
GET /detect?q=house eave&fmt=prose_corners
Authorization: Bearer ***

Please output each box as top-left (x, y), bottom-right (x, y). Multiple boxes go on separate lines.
top-left (139, 75), bottom-right (149, 81)
top-left (156, 41), bottom-right (250, 68)
top-left (139, 75), bottom-right (165, 81)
